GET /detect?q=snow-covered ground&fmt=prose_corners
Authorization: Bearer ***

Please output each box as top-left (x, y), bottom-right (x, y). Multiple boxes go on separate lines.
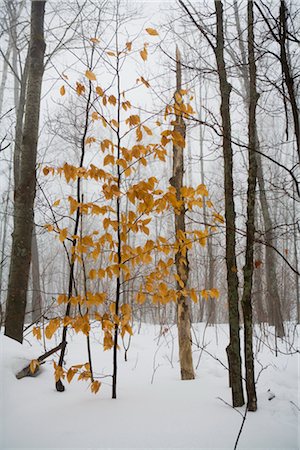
top-left (0, 323), bottom-right (298, 449)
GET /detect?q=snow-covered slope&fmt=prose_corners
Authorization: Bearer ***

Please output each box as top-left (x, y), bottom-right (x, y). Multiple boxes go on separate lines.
top-left (0, 323), bottom-right (298, 449)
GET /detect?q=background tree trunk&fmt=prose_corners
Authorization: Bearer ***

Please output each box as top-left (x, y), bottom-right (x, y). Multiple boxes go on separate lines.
top-left (5, 0), bottom-right (46, 343)
top-left (233, 0), bottom-right (285, 338)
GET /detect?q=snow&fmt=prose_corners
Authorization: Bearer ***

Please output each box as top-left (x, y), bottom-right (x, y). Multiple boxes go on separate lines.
top-left (0, 323), bottom-right (299, 450)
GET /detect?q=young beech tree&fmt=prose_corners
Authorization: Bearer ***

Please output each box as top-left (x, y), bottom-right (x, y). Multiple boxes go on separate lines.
top-left (170, 46), bottom-right (194, 380)
top-left (36, 26), bottom-right (221, 398)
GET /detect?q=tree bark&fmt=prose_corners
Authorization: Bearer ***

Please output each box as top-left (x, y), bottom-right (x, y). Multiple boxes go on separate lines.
top-left (5, 1), bottom-right (46, 343)
top-left (241, 1), bottom-right (258, 412)
top-left (31, 224), bottom-right (42, 323)
top-left (170, 47), bottom-right (195, 381)
top-left (279, 0), bottom-right (300, 165)
top-left (233, 0), bottom-right (285, 338)
top-left (256, 155), bottom-right (285, 338)
top-left (214, 0), bottom-right (244, 407)
top-left (253, 241), bottom-right (265, 324)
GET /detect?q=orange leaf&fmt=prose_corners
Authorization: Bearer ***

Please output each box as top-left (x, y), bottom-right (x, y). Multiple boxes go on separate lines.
top-left (145, 27), bottom-right (159, 36)
top-left (29, 359), bottom-right (39, 374)
top-left (91, 380), bottom-right (101, 394)
top-left (85, 70), bottom-right (96, 81)
top-left (59, 228), bottom-right (68, 243)
top-left (60, 85), bottom-right (66, 96)
top-left (140, 48), bottom-right (148, 61)
top-left (90, 37), bottom-right (100, 44)
top-left (96, 86), bottom-right (104, 97)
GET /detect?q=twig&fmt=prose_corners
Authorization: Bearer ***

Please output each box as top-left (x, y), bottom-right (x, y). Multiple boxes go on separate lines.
top-left (290, 400), bottom-right (300, 411)
top-left (217, 397), bottom-right (248, 450)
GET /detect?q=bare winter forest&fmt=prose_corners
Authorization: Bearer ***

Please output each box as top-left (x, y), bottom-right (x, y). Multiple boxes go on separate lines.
top-left (0, 1), bottom-right (299, 449)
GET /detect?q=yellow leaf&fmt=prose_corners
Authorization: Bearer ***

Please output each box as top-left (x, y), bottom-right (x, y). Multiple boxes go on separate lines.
top-left (32, 327), bottom-right (41, 340)
top-left (89, 269), bottom-right (97, 280)
top-left (140, 48), bottom-right (148, 61)
top-left (60, 85), bottom-right (66, 96)
top-left (29, 359), bottom-right (39, 374)
top-left (126, 42), bottom-right (132, 51)
top-left (120, 303), bottom-right (132, 316)
top-left (98, 268), bottom-right (106, 279)
top-left (126, 115), bottom-right (140, 126)
top-left (143, 125), bottom-right (152, 135)
top-left (111, 119), bottom-right (119, 128)
top-left (108, 95), bottom-right (117, 106)
top-left (85, 70), bottom-right (96, 81)
top-left (96, 86), bottom-right (104, 97)
top-left (136, 290), bottom-right (146, 304)
top-left (90, 37), bottom-right (100, 44)
top-left (122, 323), bottom-right (133, 336)
top-left (196, 184), bottom-right (208, 197)
top-left (91, 111), bottom-right (99, 121)
top-left (59, 228), bottom-right (68, 243)
top-left (146, 27), bottom-right (159, 36)
top-left (201, 289), bottom-right (209, 300)
top-left (45, 318), bottom-right (61, 339)
top-left (103, 154), bottom-right (115, 166)
top-left (67, 368), bottom-right (77, 383)
top-left (52, 199), bottom-right (60, 207)
top-left (76, 82), bottom-right (85, 96)
top-left (44, 223), bottom-right (54, 232)
top-left (106, 51), bottom-right (116, 57)
top-left (116, 158), bottom-right (127, 169)
top-left (140, 76), bottom-right (150, 88)
top-left (68, 196), bottom-right (78, 215)
top-left (57, 294), bottom-right (68, 304)
top-left (190, 289), bottom-right (198, 303)
top-left (53, 362), bottom-right (64, 383)
top-left (136, 126), bottom-right (143, 142)
top-left (109, 303), bottom-right (116, 315)
top-left (213, 212), bottom-right (225, 224)
top-left (103, 331), bottom-right (114, 350)
top-left (91, 380), bottom-right (101, 394)
top-left (210, 288), bottom-right (220, 299)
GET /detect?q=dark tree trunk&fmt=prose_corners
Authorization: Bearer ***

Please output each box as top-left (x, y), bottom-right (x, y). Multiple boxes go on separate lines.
top-left (5, 1), bottom-right (46, 343)
top-left (279, 1), bottom-right (300, 165)
top-left (214, 0), bottom-right (244, 407)
top-left (241, 1), bottom-right (258, 412)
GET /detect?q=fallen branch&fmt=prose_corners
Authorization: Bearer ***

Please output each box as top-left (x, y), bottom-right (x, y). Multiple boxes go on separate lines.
top-left (16, 342), bottom-right (65, 379)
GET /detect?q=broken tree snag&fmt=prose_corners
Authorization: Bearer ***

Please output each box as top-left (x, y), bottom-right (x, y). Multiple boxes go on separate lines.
top-left (16, 342), bottom-right (65, 379)
top-left (171, 46), bottom-right (195, 381)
